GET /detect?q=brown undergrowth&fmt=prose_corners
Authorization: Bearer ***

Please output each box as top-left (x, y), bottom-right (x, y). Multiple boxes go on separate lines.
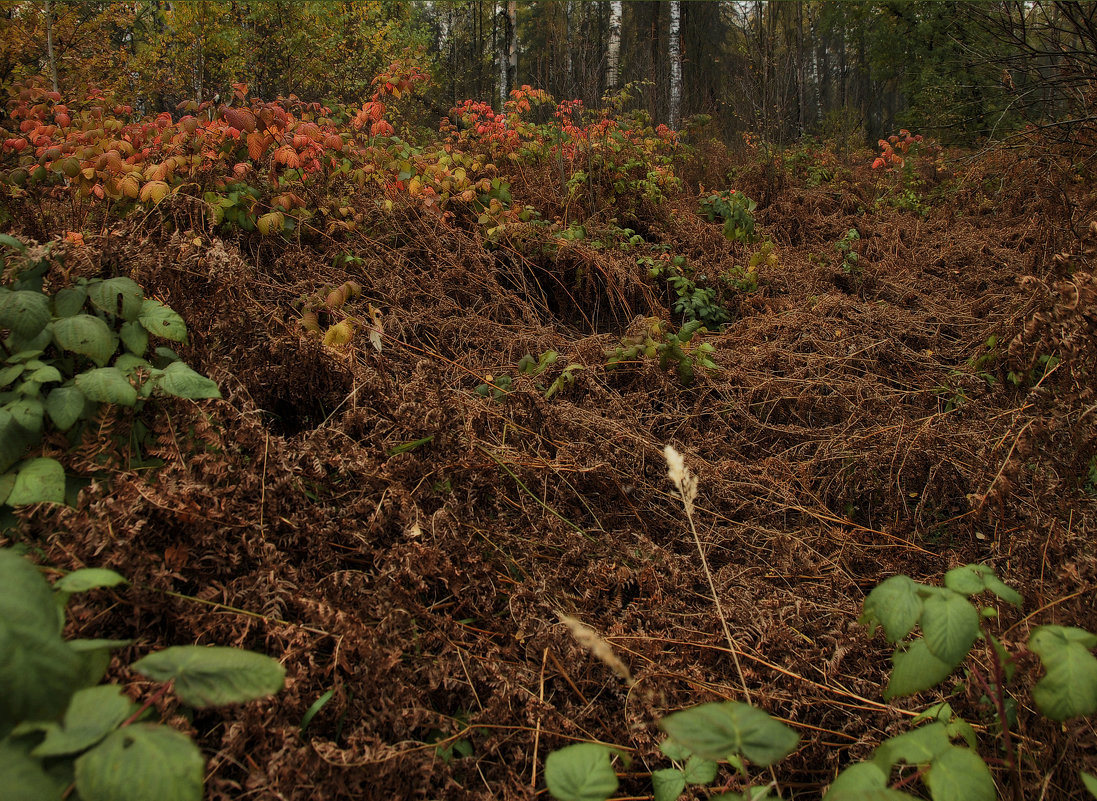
top-left (4, 143), bottom-right (1096, 799)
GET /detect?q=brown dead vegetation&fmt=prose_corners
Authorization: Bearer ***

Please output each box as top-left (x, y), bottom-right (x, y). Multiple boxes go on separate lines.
top-left (5, 142), bottom-right (1097, 799)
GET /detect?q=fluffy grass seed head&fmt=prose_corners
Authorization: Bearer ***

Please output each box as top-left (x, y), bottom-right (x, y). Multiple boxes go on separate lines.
top-left (664, 444), bottom-right (697, 516)
top-left (558, 613), bottom-right (635, 687)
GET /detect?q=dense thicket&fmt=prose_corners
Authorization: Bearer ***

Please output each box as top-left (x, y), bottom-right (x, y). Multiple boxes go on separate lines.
top-left (2, 1), bottom-right (1095, 146)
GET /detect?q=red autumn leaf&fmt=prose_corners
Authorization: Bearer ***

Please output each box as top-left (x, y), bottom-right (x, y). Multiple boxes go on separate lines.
top-left (872, 157), bottom-right (886, 169)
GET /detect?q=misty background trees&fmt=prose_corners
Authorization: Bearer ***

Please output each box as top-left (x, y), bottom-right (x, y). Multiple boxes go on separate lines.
top-left (1, 1), bottom-right (1094, 147)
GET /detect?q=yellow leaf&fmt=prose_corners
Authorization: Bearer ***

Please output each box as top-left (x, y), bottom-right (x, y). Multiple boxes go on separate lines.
top-left (139, 180), bottom-right (170, 204)
top-left (257, 211), bottom-right (285, 235)
top-left (323, 320), bottom-right (354, 348)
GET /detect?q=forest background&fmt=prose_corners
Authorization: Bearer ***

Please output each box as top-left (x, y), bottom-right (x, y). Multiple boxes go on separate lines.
top-left (2, 0), bottom-right (1094, 150)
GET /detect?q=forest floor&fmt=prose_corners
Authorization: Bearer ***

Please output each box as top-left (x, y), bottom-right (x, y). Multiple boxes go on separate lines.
top-left (7, 137), bottom-right (1097, 800)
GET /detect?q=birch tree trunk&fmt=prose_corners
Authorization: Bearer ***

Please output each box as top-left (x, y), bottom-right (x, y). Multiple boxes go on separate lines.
top-left (606, 0), bottom-right (622, 92)
top-left (507, 0), bottom-right (517, 97)
top-left (44, 0), bottom-right (59, 95)
top-left (669, 1), bottom-right (682, 128)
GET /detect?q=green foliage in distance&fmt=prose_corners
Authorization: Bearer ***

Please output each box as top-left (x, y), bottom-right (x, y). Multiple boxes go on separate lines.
top-left (0, 237), bottom-right (220, 508)
top-left (475, 350), bottom-right (585, 401)
top-left (827, 563), bottom-right (1097, 800)
top-left (835, 228), bottom-right (861, 275)
top-left (643, 254), bottom-right (732, 330)
top-left (544, 701), bottom-right (797, 801)
top-left (0, 546), bottom-right (284, 801)
top-left (699, 190), bottom-right (759, 245)
top-left (608, 318), bottom-right (719, 386)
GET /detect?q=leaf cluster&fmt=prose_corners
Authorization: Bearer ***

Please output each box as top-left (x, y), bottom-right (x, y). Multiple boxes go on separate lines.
top-left (0, 237), bottom-right (220, 507)
top-left (0, 547), bottom-right (284, 801)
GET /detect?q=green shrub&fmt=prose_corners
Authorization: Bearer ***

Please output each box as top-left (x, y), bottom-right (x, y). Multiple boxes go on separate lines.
top-left (0, 546), bottom-right (284, 801)
top-left (0, 236), bottom-right (219, 508)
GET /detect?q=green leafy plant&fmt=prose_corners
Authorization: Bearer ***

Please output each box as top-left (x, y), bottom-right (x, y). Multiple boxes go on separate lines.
top-left (544, 448), bottom-right (797, 801)
top-left (699, 190), bottom-right (758, 245)
top-left (835, 228), bottom-right (861, 274)
top-left (828, 563), bottom-right (1097, 800)
top-left (643, 255), bottom-right (733, 330)
top-left (608, 319), bottom-right (719, 386)
top-left (0, 237), bottom-right (221, 508)
top-left (0, 546), bottom-right (285, 801)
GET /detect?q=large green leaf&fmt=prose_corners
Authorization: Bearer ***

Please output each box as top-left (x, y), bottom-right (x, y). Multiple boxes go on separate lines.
top-left (885, 639), bottom-right (955, 700)
top-left (1029, 626), bottom-right (1097, 721)
top-left (825, 761), bottom-right (917, 800)
top-left (544, 743), bottom-right (619, 801)
top-left (871, 723), bottom-right (951, 772)
top-left (0, 290), bottom-right (51, 339)
top-left (923, 746), bottom-right (995, 801)
top-left (74, 723), bottom-right (204, 801)
top-left (44, 386), bottom-right (86, 431)
top-left (87, 278), bottom-right (144, 322)
top-left (154, 361), bottom-right (221, 400)
top-left (0, 617), bottom-right (82, 736)
top-left (131, 646), bottom-right (284, 708)
top-left (6, 397), bottom-right (44, 434)
top-left (659, 702), bottom-right (798, 766)
top-left (0, 548), bottom-right (60, 637)
top-left (75, 367), bottom-right (137, 407)
top-left (119, 320), bottom-right (149, 356)
top-left (1081, 771), bottom-right (1097, 799)
top-left (0, 408), bottom-right (36, 473)
top-left (52, 315), bottom-right (117, 367)
top-left (652, 768), bottom-right (686, 801)
top-left (53, 285), bottom-right (88, 318)
top-left (57, 568), bottom-right (127, 594)
top-left (7, 458), bottom-right (66, 506)
top-left (68, 638), bottom-right (133, 688)
top-left (861, 576), bottom-right (923, 643)
top-left (0, 364), bottom-right (25, 388)
top-left (138, 300), bottom-right (187, 342)
top-left (32, 685), bottom-right (136, 758)
top-left (0, 736), bottom-right (67, 801)
top-left (920, 592), bottom-right (979, 666)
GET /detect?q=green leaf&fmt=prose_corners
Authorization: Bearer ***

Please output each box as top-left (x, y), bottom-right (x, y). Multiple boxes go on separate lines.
top-left (862, 575), bottom-right (923, 642)
top-left (53, 285), bottom-right (88, 318)
top-left (1029, 626), bottom-right (1097, 721)
top-left (0, 736), bottom-right (67, 801)
top-left (0, 629), bottom-right (82, 737)
top-left (74, 724), bottom-right (204, 801)
top-left (131, 646), bottom-right (285, 708)
top-left (924, 746), bottom-right (995, 801)
top-left (6, 397), bottom-right (44, 434)
top-left (1081, 771), bottom-right (1097, 799)
top-left (659, 739), bottom-right (693, 762)
top-left (824, 762), bottom-right (903, 800)
top-left (87, 278), bottom-right (144, 321)
top-left (943, 565), bottom-right (988, 596)
top-left (872, 723), bottom-right (951, 771)
top-left (27, 364), bottom-right (62, 384)
top-left (983, 575), bottom-right (1023, 607)
top-left (138, 300), bottom-right (187, 342)
top-left (299, 688), bottom-right (335, 733)
top-left (0, 233), bottom-right (27, 252)
top-left (544, 743), bottom-right (618, 801)
top-left (153, 361), bottom-right (221, 400)
top-left (68, 638), bottom-right (133, 687)
top-left (885, 639), bottom-right (955, 700)
top-left (45, 386), bottom-right (86, 431)
top-left (0, 472), bottom-right (13, 505)
top-left (652, 768), bottom-right (687, 801)
top-left (7, 458), bottom-right (66, 506)
top-left (0, 364), bottom-right (25, 388)
top-left (920, 592), bottom-right (980, 665)
top-left (119, 320), bottom-right (149, 356)
top-left (660, 702), bottom-right (798, 766)
top-left (32, 686), bottom-right (136, 758)
top-left (57, 568), bottom-right (127, 593)
top-left (75, 367), bottom-right (137, 407)
top-left (683, 754), bottom-right (718, 784)
top-left (0, 408), bottom-right (35, 473)
top-left (53, 315), bottom-right (117, 367)
top-left (0, 290), bottom-right (51, 339)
